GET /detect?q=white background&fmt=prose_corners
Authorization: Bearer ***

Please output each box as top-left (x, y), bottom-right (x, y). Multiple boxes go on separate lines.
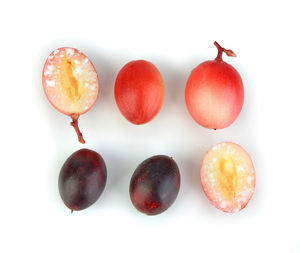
top-left (1, 0), bottom-right (299, 252)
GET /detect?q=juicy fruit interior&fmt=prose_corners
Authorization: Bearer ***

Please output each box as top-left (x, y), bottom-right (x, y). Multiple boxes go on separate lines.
top-left (215, 154), bottom-right (238, 201)
top-left (43, 48), bottom-right (99, 115)
top-left (201, 143), bottom-right (255, 212)
top-left (60, 57), bottom-right (82, 101)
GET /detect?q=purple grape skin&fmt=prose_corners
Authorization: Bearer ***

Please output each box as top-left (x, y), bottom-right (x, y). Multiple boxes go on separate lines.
top-left (58, 149), bottom-right (107, 211)
top-left (130, 155), bottom-right (181, 215)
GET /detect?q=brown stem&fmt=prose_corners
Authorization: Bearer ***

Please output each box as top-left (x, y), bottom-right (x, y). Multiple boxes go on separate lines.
top-left (214, 41), bottom-right (236, 61)
top-left (70, 113), bottom-right (85, 144)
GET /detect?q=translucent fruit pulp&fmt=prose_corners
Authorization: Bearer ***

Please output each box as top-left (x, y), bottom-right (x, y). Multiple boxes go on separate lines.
top-left (201, 142), bottom-right (255, 213)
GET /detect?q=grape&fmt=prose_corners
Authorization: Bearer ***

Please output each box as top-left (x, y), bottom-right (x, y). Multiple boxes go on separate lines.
top-left (58, 149), bottom-right (107, 211)
top-left (130, 155), bottom-right (180, 215)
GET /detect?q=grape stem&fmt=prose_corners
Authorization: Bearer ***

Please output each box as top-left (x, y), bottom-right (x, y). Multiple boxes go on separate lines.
top-left (214, 41), bottom-right (236, 61)
top-left (70, 114), bottom-right (85, 144)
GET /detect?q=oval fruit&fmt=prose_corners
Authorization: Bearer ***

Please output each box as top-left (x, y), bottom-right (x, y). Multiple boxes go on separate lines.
top-left (42, 47), bottom-right (99, 143)
top-left (115, 60), bottom-right (164, 124)
top-left (58, 149), bottom-right (107, 211)
top-left (185, 42), bottom-right (244, 129)
top-left (130, 155), bottom-right (180, 215)
top-left (200, 142), bottom-right (255, 213)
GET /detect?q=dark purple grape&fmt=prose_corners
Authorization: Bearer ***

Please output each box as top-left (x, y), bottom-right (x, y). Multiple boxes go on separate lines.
top-left (58, 149), bottom-right (107, 211)
top-left (129, 155), bottom-right (181, 215)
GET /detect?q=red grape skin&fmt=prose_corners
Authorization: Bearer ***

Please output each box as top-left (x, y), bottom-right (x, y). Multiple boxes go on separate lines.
top-left (185, 42), bottom-right (244, 129)
top-left (115, 60), bottom-right (164, 124)
top-left (58, 149), bottom-right (107, 211)
top-left (129, 155), bottom-right (181, 215)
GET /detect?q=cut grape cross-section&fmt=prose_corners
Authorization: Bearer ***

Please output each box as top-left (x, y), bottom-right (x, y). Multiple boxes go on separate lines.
top-left (200, 142), bottom-right (255, 213)
top-left (42, 47), bottom-right (99, 143)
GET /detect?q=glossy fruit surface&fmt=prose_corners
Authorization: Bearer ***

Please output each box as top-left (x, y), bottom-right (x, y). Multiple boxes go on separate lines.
top-left (185, 42), bottom-right (244, 129)
top-left (200, 142), bottom-right (255, 213)
top-left (130, 155), bottom-right (180, 215)
top-left (58, 149), bottom-right (107, 211)
top-left (42, 47), bottom-right (99, 143)
top-left (115, 60), bottom-right (164, 124)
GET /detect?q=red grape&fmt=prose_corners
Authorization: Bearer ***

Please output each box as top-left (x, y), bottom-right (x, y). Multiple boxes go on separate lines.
top-left (42, 48), bottom-right (99, 143)
top-left (115, 60), bottom-right (164, 124)
top-left (185, 42), bottom-right (244, 129)
top-left (201, 142), bottom-right (255, 213)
